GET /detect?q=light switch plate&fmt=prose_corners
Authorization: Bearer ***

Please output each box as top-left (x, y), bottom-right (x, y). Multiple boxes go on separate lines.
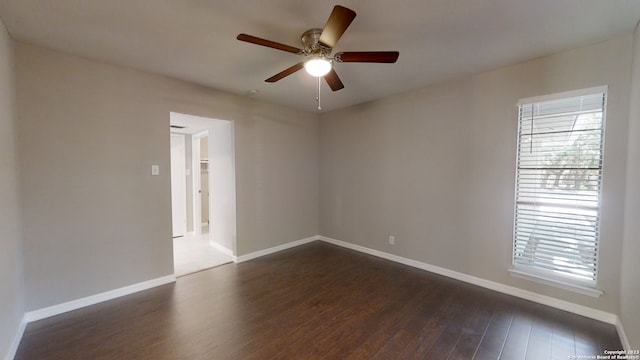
top-left (151, 165), bottom-right (160, 176)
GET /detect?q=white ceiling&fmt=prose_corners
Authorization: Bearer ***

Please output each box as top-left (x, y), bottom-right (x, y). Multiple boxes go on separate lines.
top-left (1, 1), bottom-right (639, 113)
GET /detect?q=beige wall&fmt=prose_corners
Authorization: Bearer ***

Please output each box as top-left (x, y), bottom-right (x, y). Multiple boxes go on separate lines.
top-left (621, 22), bottom-right (640, 349)
top-left (319, 36), bottom-right (632, 313)
top-left (0, 19), bottom-right (24, 359)
top-left (16, 43), bottom-right (319, 311)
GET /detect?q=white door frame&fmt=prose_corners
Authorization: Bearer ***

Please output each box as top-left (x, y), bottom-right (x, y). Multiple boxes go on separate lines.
top-left (170, 133), bottom-right (187, 237)
top-left (205, 119), bottom-right (237, 257)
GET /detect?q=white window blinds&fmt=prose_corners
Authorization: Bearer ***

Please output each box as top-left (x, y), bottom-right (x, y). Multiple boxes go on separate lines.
top-left (513, 88), bottom-right (606, 286)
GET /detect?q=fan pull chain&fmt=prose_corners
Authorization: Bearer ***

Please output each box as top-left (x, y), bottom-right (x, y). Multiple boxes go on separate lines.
top-left (316, 77), bottom-right (322, 111)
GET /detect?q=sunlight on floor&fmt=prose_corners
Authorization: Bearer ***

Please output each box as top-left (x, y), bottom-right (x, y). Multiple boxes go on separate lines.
top-left (173, 231), bottom-right (232, 277)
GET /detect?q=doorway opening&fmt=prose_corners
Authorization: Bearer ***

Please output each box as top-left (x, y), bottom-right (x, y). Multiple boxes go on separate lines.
top-left (169, 112), bottom-right (237, 277)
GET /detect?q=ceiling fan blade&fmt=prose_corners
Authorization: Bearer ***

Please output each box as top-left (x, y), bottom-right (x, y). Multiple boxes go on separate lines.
top-left (319, 5), bottom-right (357, 48)
top-left (324, 69), bottom-right (344, 91)
top-left (237, 33), bottom-right (302, 54)
top-left (335, 51), bottom-right (399, 63)
top-left (265, 62), bottom-right (304, 82)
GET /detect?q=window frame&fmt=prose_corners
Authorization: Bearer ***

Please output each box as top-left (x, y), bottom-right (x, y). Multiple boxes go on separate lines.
top-left (510, 86), bottom-right (607, 296)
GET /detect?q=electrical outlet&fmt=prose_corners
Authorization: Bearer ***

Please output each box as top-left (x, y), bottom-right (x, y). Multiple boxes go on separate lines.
top-left (388, 235), bottom-right (395, 245)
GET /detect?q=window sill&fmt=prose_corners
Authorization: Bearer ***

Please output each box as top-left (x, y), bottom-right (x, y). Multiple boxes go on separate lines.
top-left (508, 268), bottom-right (603, 298)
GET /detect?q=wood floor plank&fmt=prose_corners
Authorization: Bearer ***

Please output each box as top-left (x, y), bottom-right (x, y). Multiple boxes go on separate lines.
top-left (525, 317), bottom-right (553, 360)
top-left (472, 304), bottom-right (514, 360)
top-left (447, 290), bottom-right (495, 359)
top-left (14, 242), bottom-right (622, 359)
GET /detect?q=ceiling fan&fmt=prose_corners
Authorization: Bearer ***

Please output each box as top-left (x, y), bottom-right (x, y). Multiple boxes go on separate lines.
top-left (236, 5), bottom-right (399, 92)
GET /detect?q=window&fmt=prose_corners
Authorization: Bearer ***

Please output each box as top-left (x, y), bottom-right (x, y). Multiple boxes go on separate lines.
top-left (512, 87), bottom-right (606, 290)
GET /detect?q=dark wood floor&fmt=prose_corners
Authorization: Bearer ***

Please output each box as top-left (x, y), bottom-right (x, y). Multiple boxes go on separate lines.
top-left (16, 241), bottom-right (621, 359)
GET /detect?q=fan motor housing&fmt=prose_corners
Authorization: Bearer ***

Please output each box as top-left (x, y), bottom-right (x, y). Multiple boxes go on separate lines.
top-left (301, 29), bottom-right (331, 56)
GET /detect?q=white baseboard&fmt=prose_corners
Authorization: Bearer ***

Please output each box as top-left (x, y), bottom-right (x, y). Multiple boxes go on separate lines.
top-left (235, 236), bottom-right (319, 263)
top-left (4, 315), bottom-right (26, 360)
top-left (318, 236), bottom-right (618, 325)
top-left (616, 317), bottom-right (631, 350)
top-left (25, 275), bottom-right (176, 323)
top-left (210, 241), bottom-right (234, 257)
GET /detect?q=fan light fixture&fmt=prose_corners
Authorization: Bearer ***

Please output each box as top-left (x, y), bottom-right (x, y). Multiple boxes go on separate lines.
top-left (236, 5), bottom-right (400, 110)
top-left (304, 57), bottom-right (332, 77)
